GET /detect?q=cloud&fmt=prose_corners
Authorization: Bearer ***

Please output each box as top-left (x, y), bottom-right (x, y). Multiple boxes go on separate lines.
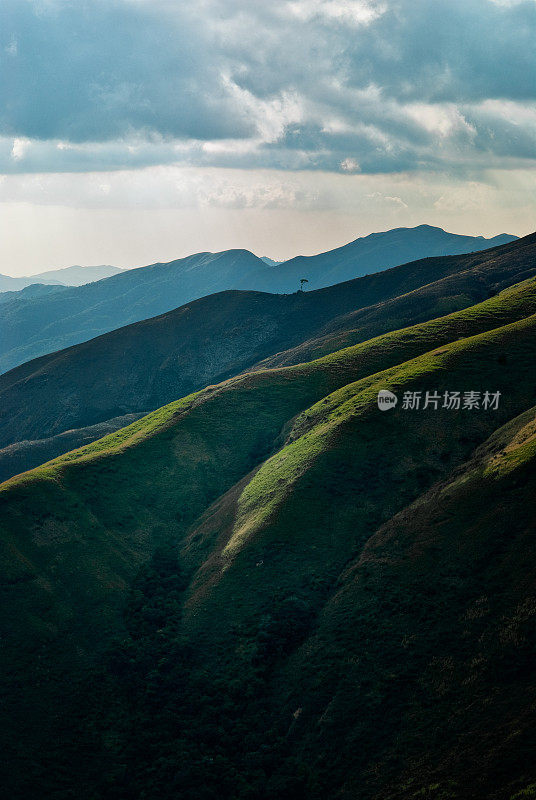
top-left (339, 0), bottom-right (536, 104)
top-left (286, 0), bottom-right (385, 25)
top-left (0, 166), bottom-right (324, 211)
top-left (0, 0), bottom-right (535, 175)
top-left (10, 137), bottom-right (29, 161)
top-left (340, 157), bottom-right (360, 172)
top-left (0, 0), bottom-right (254, 143)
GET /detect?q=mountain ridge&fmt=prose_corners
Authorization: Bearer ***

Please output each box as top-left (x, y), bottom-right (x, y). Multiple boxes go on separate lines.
top-left (0, 225), bottom-right (518, 374)
top-left (0, 264), bottom-right (122, 292)
top-left (280, 223), bottom-right (517, 286)
top-left (0, 233), bottom-right (533, 482)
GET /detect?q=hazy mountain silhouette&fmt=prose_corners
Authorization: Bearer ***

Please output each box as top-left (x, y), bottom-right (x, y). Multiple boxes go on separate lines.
top-left (0, 226), bottom-right (517, 374)
top-left (275, 224), bottom-right (517, 289)
top-left (0, 264), bottom-right (122, 292)
top-left (0, 283), bottom-right (68, 305)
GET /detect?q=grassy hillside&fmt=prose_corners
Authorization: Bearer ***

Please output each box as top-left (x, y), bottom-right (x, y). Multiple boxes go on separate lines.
top-left (0, 260), bottom-right (535, 798)
top-left (180, 311), bottom-right (536, 639)
top-left (0, 412), bottom-right (147, 483)
top-left (254, 231), bottom-right (536, 369)
top-left (282, 406), bottom-right (536, 799)
top-left (0, 233), bottom-right (534, 483)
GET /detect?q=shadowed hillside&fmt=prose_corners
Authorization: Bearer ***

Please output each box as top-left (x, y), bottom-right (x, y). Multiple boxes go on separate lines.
top-left (0, 233), bottom-right (534, 482)
top-left (1, 251), bottom-right (536, 797)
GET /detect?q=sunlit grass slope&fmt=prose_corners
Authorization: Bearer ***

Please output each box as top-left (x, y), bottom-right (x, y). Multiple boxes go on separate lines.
top-left (181, 311), bottom-right (536, 634)
top-left (2, 278), bottom-right (536, 655)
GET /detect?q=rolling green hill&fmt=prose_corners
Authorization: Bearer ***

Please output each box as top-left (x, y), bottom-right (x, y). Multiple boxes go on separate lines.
top-left (0, 233), bottom-right (534, 483)
top-left (1, 243), bottom-right (536, 799)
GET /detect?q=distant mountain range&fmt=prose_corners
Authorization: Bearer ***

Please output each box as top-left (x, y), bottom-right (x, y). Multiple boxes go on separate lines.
top-left (0, 233), bottom-right (533, 482)
top-left (0, 225), bottom-right (518, 374)
top-left (0, 264), bottom-right (123, 292)
top-left (0, 283), bottom-right (67, 305)
top-left (0, 231), bottom-right (535, 800)
top-left (270, 224), bottom-right (517, 289)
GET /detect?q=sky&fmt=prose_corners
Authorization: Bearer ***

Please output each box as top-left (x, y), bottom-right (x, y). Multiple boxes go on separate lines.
top-left (0, 0), bottom-right (535, 275)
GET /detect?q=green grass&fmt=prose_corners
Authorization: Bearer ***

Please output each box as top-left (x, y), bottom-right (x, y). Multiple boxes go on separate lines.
top-left (2, 273), bottom-right (536, 799)
top-left (511, 786), bottom-right (536, 800)
top-left (284, 401), bottom-right (536, 799)
top-left (223, 311), bottom-right (536, 566)
top-left (4, 276), bottom-right (536, 491)
top-left (2, 279), bottom-right (536, 663)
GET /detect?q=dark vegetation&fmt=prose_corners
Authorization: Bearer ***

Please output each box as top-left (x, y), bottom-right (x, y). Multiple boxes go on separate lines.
top-left (0, 234), bottom-right (535, 799)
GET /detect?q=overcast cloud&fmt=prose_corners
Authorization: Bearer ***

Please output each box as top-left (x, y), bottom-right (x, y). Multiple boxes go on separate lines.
top-left (1, 0), bottom-right (536, 174)
top-left (0, 0), bottom-right (534, 272)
